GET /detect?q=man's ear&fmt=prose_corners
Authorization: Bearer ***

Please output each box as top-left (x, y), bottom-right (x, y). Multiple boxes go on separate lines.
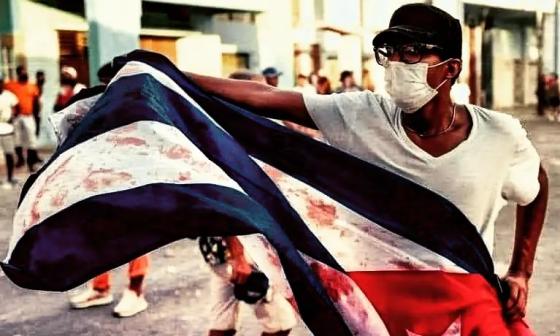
top-left (447, 59), bottom-right (462, 80)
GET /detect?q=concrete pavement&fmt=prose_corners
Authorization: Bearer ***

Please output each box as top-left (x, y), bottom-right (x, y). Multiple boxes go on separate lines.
top-left (0, 110), bottom-right (559, 335)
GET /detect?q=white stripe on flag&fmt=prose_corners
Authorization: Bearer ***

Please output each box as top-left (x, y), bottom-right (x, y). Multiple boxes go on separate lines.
top-left (248, 161), bottom-right (466, 274)
top-left (48, 93), bottom-right (102, 144)
top-left (5, 120), bottom-right (244, 261)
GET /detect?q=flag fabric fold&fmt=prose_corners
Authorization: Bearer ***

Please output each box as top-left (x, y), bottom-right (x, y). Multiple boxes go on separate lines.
top-left (1, 50), bottom-right (523, 335)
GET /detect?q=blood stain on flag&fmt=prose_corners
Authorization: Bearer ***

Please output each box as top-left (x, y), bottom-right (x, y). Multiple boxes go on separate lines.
top-left (310, 261), bottom-right (353, 301)
top-left (112, 123), bottom-right (139, 134)
top-left (107, 135), bottom-right (147, 147)
top-left (83, 169), bottom-right (133, 192)
top-left (178, 172), bottom-right (191, 181)
top-left (162, 144), bottom-right (191, 160)
top-left (262, 164), bottom-right (285, 183)
top-left (50, 189), bottom-right (69, 207)
top-left (306, 197), bottom-right (338, 227)
top-left (28, 156), bottom-right (74, 228)
top-left (389, 258), bottom-right (419, 271)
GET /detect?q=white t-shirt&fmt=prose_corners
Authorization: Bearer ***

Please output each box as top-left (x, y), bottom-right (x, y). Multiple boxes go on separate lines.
top-left (303, 91), bottom-right (540, 252)
top-left (0, 90), bottom-right (18, 123)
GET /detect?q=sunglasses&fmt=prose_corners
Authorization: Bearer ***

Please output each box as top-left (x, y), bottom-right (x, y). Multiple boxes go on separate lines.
top-left (373, 43), bottom-right (445, 66)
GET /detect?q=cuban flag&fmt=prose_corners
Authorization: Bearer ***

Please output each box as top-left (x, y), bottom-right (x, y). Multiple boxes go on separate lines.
top-left (1, 50), bottom-right (529, 335)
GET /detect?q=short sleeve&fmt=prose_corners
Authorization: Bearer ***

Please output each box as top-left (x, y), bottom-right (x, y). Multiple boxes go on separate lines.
top-left (303, 94), bottom-right (350, 146)
top-left (501, 121), bottom-right (541, 205)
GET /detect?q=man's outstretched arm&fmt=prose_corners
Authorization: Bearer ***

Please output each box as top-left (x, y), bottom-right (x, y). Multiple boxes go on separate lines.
top-left (504, 165), bottom-right (549, 321)
top-left (187, 73), bottom-right (316, 129)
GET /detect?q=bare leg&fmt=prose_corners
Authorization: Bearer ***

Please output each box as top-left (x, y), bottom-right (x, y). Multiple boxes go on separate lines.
top-left (129, 275), bottom-right (144, 296)
top-left (4, 154), bottom-right (14, 182)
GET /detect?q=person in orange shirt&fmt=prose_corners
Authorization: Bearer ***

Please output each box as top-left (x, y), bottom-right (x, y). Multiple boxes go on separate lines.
top-left (4, 66), bottom-right (42, 172)
top-left (69, 255), bottom-right (150, 318)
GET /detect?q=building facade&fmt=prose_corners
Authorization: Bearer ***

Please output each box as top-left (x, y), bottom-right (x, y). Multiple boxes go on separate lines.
top-left (0, 0), bottom-right (559, 148)
top-left (292, 0), bottom-right (559, 109)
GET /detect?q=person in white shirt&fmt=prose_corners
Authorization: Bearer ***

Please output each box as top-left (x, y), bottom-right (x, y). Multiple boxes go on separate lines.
top-left (186, 4), bottom-right (548, 332)
top-left (0, 77), bottom-right (19, 188)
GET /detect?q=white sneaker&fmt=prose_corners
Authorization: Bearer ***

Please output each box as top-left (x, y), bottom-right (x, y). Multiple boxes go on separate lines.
top-left (1, 182), bottom-right (12, 190)
top-left (69, 287), bottom-right (114, 309)
top-left (112, 289), bottom-right (148, 318)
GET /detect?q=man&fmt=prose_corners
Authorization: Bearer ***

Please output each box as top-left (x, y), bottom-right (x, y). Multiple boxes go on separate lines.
top-left (334, 70), bottom-right (362, 93)
top-left (261, 67), bottom-right (282, 88)
top-left (186, 4), bottom-right (547, 333)
top-left (0, 76), bottom-right (19, 188)
top-left (4, 65), bottom-right (42, 172)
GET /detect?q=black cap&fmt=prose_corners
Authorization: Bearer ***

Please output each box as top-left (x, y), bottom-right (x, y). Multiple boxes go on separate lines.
top-left (262, 67), bottom-right (282, 77)
top-left (233, 270), bottom-right (270, 304)
top-left (372, 4), bottom-right (462, 59)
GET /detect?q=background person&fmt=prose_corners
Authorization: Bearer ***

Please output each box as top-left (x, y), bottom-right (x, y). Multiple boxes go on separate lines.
top-left (54, 66), bottom-right (86, 112)
top-left (316, 76), bottom-right (332, 95)
top-left (334, 70), bottom-right (362, 93)
top-left (262, 67), bottom-right (282, 88)
top-left (4, 65), bottom-right (42, 172)
top-left (0, 76), bottom-right (19, 189)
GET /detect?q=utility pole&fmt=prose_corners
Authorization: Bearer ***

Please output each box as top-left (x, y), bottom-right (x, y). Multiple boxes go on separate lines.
top-left (536, 11), bottom-right (544, 78)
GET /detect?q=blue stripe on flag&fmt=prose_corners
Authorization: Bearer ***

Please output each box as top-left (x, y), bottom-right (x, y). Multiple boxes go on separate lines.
top-left (3, 183), bottom-right (353, 335)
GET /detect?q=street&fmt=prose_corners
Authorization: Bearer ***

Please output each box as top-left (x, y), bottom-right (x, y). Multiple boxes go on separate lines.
top-left (0, 110), bottom-right (559, 336)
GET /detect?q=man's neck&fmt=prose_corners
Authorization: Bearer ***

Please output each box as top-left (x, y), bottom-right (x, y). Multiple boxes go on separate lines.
top-left (402, 93), bottom-right (454, 134)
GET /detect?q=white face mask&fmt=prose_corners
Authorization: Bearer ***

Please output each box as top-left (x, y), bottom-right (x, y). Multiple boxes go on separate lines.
top-left (383, 59), bottom-right (450, 113)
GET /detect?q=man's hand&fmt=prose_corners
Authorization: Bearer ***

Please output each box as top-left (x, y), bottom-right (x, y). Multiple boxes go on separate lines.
top-left (229, 254), bottom-right (252, 284)
top-left (503, 272), bottom-right (530, 321)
